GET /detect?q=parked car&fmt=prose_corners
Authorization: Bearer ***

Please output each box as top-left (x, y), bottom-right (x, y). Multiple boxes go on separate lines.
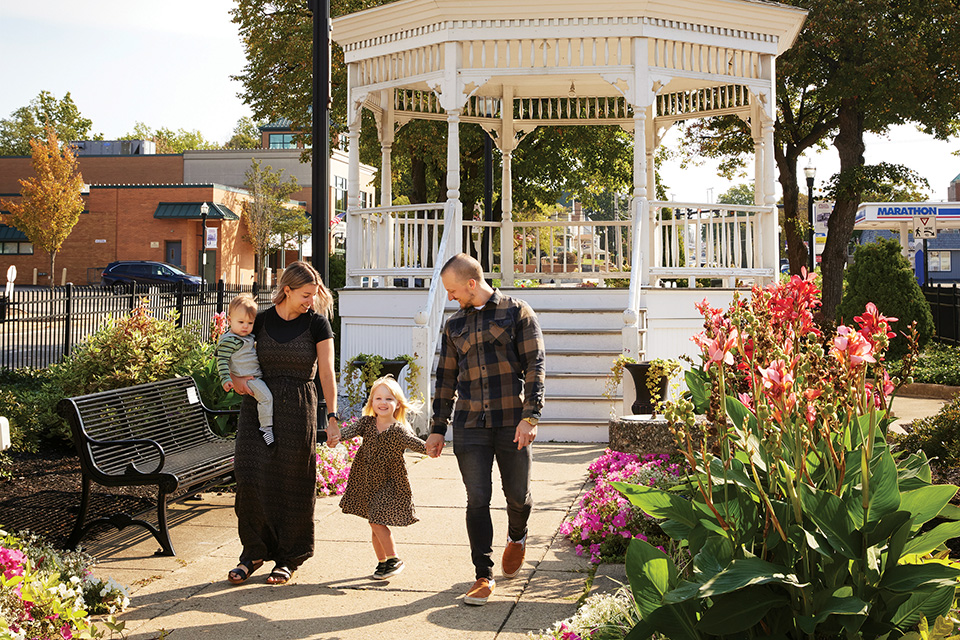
top-left (100, 261), bottom-right (203, 290)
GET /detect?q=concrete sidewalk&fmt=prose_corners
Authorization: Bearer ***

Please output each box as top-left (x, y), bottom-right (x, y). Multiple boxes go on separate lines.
top-left (84, 443), bottom-right (605, 640)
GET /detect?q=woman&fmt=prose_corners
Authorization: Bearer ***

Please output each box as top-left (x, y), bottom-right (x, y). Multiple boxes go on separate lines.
top-left (227, 261), bottom-right (340, 585)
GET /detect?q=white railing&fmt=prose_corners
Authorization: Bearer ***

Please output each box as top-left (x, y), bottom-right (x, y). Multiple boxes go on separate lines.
top-left (347, 203), bottom-right (446, 286)
top-left (488, 217), bottom-right (634, 284)
top-left (411, 199), bottom-right (461, 432)
top-left (648, 201), bottom-right (776, 287)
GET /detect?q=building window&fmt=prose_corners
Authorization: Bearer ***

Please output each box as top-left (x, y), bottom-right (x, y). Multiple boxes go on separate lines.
top-left (0, 241), bottom-right (32, 255)
top-left (334, 175), bottom-right (348, 218)
top-left (930, 251), bottom-right (952, 272)
top-left (268, 133), bottom-right (297, 149)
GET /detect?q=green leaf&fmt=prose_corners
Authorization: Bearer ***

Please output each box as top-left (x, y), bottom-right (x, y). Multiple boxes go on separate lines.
top-left (664, 558), bottom-right (805, 603)
top-left (725, 395), bottom-right (752, 431)
top-left (897, 450), bottom-right (933, 486)
top-left (864, 510), bottom-right (912, 550)
top-left (903, 520), bottom-right (960, 557)
top-left (868, 449), bottom-right (901, 524)
top-left (879, 563), bottom-right (960, 592)
top-left (626, 537), bottom-right (677, 619)
top-left (797, 595), bottom-right (870, 635)
top-left (696, 587), bottom-right (789, 635)
top-left (939, 503), bottom-right (960, 521)
top-left (800, 484), bottom-right (861, 559)
top-left (693, 537), bottom-right (734, 581)
top-left (899, 485), bottom-right (959, 531)
top-left (612, 481), bottom-right (699, 528)
top-left (685, 369), bottom-right (710, 414)
top-left (891, 586), bottom-right (957, 630)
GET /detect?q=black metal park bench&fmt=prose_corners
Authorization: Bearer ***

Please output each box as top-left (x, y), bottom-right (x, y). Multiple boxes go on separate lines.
top-left (58, 377), bottom-right (238, 556)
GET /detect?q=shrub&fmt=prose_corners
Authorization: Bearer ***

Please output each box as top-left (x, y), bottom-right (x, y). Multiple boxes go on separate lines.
top-left (894, 342), bottom-right (960, 386)
top-left (892, 393), bottom-right (960, 469)
top-left (0, 368), bottom-right (68, 452)
top-left (837, 237), bottom-right (933, 359)
top-left (49, 299), bottom-right (206, 397)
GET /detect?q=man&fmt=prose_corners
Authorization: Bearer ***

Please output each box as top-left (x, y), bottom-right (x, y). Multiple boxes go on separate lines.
top-left (425, 253), bottom-right (545, 606)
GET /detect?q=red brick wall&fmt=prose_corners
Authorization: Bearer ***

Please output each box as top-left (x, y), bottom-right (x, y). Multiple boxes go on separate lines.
top-left (1, 185), bottom-right (256, 286)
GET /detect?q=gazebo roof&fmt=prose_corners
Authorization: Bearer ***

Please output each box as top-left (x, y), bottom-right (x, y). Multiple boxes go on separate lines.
top-left (332, 0), bottom-right (806, 56)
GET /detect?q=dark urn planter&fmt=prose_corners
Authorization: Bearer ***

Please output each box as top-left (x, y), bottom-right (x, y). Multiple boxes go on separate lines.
top-left (351, 358), bottom-right (409, 392)
top-left (624, 361), bottom-right (670, 417)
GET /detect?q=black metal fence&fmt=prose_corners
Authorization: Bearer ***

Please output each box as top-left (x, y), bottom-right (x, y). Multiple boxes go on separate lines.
top-left (924, 284), bottom-right (960, 345)
top-left (0, 281), bottom-right (274, 370)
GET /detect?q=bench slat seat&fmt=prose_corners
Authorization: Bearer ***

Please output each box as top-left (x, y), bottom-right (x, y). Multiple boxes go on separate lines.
top-left (58, 377), bottom-right (238, 556)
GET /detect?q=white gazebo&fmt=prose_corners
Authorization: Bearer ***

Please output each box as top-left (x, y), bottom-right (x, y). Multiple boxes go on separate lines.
top-left (332, 0), bottom-right (807, 438)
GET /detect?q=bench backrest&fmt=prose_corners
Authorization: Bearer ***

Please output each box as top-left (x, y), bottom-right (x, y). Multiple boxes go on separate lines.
top-left (64, 377), bottom-right (218, 476)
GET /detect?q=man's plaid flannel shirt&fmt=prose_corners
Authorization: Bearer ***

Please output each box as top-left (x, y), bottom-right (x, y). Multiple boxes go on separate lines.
top-left (431, 290), bottom-right (545, 435)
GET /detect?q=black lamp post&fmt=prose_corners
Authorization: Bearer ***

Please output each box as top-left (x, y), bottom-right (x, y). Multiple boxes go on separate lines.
top-left (804, 161), bottom-right (816, 273)
top-left (200, 202), bottom-right (209, 281)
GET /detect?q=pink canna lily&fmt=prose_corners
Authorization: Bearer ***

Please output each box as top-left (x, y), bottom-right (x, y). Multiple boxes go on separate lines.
top-left (832, 325), bottom-right (876, 366)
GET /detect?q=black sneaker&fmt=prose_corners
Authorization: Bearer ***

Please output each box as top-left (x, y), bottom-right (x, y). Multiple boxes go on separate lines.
top-left (374, 557), bottom-right (404, 580)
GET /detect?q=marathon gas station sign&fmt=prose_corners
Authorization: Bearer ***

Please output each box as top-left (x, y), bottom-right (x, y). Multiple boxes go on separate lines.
top-left (855, 202), bottom-right (960, 229)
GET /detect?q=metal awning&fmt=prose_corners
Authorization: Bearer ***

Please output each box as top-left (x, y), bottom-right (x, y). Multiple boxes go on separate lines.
top-left (153, 202), bottom-right (239, 220)
top-left (0, 223), bottom-right (28, 242)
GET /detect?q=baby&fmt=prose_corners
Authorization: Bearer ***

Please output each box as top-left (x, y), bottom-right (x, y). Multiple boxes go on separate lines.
top-left (215, 294), bottom-right (274, 445)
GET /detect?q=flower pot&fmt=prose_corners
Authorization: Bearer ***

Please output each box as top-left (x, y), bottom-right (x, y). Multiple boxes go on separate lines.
top-left (351, 358), bottom-right (409, 392)
top-left (625, 361), bottom-right (670, 417)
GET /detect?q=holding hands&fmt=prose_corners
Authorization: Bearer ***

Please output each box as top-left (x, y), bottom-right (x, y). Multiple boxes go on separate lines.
top-left (425, 433), bottom-right (445, 458)
top-left (325, 416), bottom-right (340, 448)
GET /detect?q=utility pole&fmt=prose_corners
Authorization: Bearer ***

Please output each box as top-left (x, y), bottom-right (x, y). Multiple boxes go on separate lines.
top-left (311, 0), bottom-right (331, 282)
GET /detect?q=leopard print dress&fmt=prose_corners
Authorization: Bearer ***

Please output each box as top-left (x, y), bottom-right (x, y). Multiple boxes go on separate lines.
top-left (339, 416), bottom-right (427, 526)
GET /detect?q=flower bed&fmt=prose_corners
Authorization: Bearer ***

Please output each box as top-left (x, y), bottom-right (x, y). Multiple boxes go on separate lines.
top-left (529, 585), bottom-right (640, 640)
top-left (316, 417), bottom-right (362, 496)
top-left (0, 530), bottom-right (129, 640)
top-left (559, 450), bottom-right (683, 564)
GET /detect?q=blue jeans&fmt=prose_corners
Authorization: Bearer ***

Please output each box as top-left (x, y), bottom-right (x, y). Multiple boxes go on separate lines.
top-left (453, 425), bottom-right (533, 580)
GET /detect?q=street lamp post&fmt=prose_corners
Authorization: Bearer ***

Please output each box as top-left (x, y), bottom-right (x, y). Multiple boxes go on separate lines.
top-left (200, 202), bottom-right (209, 281)
top-left (804, 161), bottom-right (816, 273)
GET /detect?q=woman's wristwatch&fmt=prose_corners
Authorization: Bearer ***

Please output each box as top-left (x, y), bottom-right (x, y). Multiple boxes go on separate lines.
top-left (327, 412), bottom-right (339, 421)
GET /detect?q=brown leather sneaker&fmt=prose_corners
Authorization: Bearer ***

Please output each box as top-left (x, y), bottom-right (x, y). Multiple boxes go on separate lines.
top-left (464, 577), bottom-right (495, 605)
top-left (502, 539), bottom-right (526, 578)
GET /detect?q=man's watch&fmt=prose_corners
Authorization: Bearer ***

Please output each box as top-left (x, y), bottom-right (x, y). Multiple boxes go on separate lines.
top-left (327, 412), bottom-right (339, 421)
top-left (524, 417), bottom-right (539, 426)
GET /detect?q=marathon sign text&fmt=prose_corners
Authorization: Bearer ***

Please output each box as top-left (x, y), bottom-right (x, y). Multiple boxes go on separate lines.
top-left (878, 206), bottom-right (939, 217)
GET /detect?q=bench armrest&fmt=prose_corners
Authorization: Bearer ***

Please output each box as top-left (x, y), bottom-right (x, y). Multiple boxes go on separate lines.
top-left (82, 435), bottom-right (166, 476)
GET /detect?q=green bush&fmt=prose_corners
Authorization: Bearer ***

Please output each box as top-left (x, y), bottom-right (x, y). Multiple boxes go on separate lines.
top-left (836, 238), bottom-right (933, 359)
top-left (0, 368), bottom-right (66, 453)
top-left (905, 342), bottom-right (960, 386)
top-left (892, 393), bottom-right (960, 468)
top-left (48, 302), bottom-right (205, 397)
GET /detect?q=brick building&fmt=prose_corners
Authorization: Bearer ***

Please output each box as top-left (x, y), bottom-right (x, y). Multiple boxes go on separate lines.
top-left (0, 122), bottom-right (375, 285)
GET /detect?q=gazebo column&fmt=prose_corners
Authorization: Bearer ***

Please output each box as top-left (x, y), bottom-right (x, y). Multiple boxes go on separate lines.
top-left (379, 89), bottom-right (395, 274)
top-left (634, 109), bottom-right (650, 288)
top-left (500, 85), bottom-right (517, 287)
top-left (760, 54), bottom-right (779, 283)
top-left (446, 109), bottom-right (462, 256)
top-left (345, 75), bottom-right (363, 286)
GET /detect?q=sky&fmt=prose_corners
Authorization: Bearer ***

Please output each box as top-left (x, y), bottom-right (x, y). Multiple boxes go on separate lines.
top-left (2, 1), bottom-right (959, 202)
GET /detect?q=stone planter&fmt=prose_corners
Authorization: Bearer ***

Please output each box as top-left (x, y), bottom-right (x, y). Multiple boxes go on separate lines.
top-left (608, 416), bottom-right (678, 455)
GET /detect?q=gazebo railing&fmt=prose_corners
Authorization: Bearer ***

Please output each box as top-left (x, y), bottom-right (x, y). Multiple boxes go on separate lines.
top-left (647, 201), bottom-right (776, 287)
top-left (346, 202), bottom-right (446, 286)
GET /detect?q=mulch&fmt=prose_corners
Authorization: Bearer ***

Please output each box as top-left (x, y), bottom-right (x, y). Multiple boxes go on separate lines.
top-left (0, 448), bottom-right (174, 548)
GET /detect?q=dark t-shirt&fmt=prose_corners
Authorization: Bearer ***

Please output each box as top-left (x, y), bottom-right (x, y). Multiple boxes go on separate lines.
top-left (253, 306), bottom-right (333, 344)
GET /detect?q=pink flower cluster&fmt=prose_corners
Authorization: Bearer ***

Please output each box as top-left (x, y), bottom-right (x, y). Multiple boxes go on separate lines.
top-left (209, 311), bottom-right (228, 344)
top-left (0, 545), bottom-right (26, 580)
top-left (561, 450), bottom-right (682, 563)
top-left (316, 418), bottom-right (362, 496)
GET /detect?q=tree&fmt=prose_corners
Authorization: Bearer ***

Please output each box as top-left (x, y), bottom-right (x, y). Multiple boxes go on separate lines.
top-left (0, 128), bottom-right (85, 287)
top-left (224, 117), bottom-right (262, 149)
top-left (680, 0), bottom-right (960, 322)
top-left (717, 184), bottom-right (755, 206)
top-left (121, 122), bottom-right (220, 153)
top-left (0, 91), bottom-right (98, 156)
top-left (241, 159), bottom-right (301, 285)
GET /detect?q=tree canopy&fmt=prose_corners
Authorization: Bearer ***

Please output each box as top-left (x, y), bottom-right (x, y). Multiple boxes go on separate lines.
top-left (0, 91), bottom-right (99, 156)
top-left (0, 128), bottom-right (86, 287)
top-left (224, 117), bottom-right (263, 149)
top-left (121, 122), bottom-right (220, 154)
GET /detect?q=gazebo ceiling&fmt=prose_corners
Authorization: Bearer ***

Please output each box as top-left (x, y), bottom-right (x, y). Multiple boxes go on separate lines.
top-left (332, 0), bottom-right (806, 57)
